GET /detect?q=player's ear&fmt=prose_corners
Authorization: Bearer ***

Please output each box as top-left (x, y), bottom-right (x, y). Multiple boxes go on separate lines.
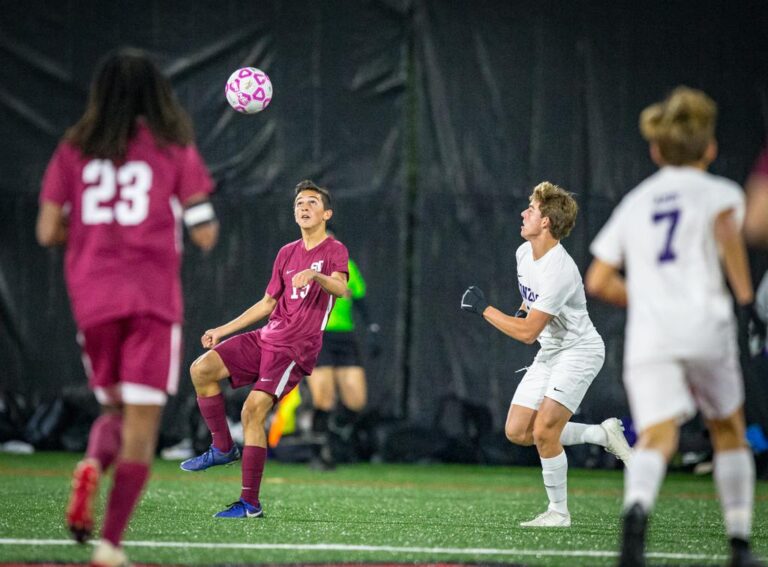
top-left (323, 209), bottom-right (333, 221)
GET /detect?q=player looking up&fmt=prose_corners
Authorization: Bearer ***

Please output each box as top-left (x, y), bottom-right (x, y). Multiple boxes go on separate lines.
top-left (181, 180), bottom-right (349, 519)
top-left (37, 48), bottom-right (218, 567)
top-left (461, 181), bottom-right (632, 528)
top-left (587, 86), bottom-right (764, 567)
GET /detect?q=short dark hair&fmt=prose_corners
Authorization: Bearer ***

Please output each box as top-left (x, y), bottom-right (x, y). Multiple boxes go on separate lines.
top-left (65, 48), bottom-right (194, 159)
top-left (294, 179), bottom-right (332, 210)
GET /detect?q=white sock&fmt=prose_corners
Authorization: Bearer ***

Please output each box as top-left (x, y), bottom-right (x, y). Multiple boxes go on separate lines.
top-left (714, 448), bottom-right (754, 540)
top-left (541, 451), bottom-right (568, 515)
top-left (560, 422), bottom-right (608, 447)
top-left (624, 449), bottom-right (666, 512)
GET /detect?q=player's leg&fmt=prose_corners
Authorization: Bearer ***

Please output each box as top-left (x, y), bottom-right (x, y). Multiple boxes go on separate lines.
top-left (335, 365), bottom-right (367, 436)
top-left (692, 356), bottom-right (763, 566)
top-left (66, 322), bottom-right (124, 544)
top-left (505, 358), bottom-right (548, 446)
top-left (619, 361), bottom-right (692, 567)
top-left (215, 349), bottom-right (304, 518)
top-left (520, 397), bottom-right (573, 526)
top-left (93, 316), bottom-right (177, 565)
top-left (182, 332), bottom-right (261, 471)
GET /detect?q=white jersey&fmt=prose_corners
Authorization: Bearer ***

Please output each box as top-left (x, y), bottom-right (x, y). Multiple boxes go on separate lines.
top-left (516, 241), bottom-right (603, 357)
top-left (590, 166), bottom-right (744, 365)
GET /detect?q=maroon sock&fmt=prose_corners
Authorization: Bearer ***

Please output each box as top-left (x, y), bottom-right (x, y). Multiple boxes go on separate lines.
top-left (197, 394), bottom-right (233, 452)
top-left (101, 461), bottom-right (150, 547)
top-left (240, 446), bottom-right (267, 507)
top-left (86, 413), bottom-right (122, 471)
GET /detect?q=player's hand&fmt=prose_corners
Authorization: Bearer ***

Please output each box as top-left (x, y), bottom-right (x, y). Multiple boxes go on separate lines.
top-left (460, 286), bottom-right (489, 315)
top-left (292, 269), bottom-right (317, 288)
top-left (201, 328), bottom-right (224, 349)
top-left (366, 323), bottom-right (382, 358)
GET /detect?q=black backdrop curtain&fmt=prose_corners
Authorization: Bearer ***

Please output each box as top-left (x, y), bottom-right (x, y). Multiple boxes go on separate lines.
top-left (1, 0), bottom-right (767, 439)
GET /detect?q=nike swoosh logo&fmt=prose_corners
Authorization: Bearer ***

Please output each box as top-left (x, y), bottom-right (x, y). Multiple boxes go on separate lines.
top-left (553, 387), bottom-right (564, 392)
top-left (286, 269), bottom-right (295, 274)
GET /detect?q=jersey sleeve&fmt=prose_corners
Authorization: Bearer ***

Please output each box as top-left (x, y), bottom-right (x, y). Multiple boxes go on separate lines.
top-left (176, 144), bottom-right (214, 204)
top-left (346, 259), bottom-right (366, 299)
top-left (529, 259), bottom-right (578, 316)
top-left (265, 247), bottom-right (286, 299)
top-left (40, 144), bottom-right (72, 206)
top-left (709, 182), bottom-right (746, 227)
top-left (329, 242), bottom-right (350, 276)
top-left (590, 201), bottom-right (628, 268)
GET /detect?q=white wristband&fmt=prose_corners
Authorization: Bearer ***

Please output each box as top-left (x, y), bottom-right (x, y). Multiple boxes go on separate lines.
top-left (183, 201), bottom-right (216, 228)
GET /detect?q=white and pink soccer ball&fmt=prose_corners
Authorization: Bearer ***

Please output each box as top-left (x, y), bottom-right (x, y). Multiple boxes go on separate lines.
top-left (225, 67), bottom-right (273, 114)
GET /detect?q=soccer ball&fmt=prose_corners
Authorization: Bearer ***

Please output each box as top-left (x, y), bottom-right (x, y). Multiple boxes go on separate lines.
top-left (225, 67), bottom-right (273, 114)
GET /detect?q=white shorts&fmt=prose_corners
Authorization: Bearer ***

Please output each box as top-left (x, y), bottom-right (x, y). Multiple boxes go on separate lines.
top-left (511, 347), bottom-right (605, 413)
top-left (624, 354), bottom-right (744, 433)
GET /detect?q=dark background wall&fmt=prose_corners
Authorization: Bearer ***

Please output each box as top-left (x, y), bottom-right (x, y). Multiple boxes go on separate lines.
top-left (1, 0), bottom-right (767, 443)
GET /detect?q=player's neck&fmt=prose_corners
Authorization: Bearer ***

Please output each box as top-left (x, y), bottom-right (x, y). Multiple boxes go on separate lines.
top-left (529, 234), bottom-right (559, 260)
top-left (301, 225), bottom-right (328, 250)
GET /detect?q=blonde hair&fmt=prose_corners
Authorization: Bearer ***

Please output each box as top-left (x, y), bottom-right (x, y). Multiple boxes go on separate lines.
top-left (639, 86), bottom-right (716, 165)
top-left (531, 181), bottom-right (578, 240)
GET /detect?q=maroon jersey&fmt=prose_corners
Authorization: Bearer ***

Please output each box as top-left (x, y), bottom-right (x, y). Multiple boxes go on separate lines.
top-left (39, 122), bottom-right (214, 329)
top-left (261, 237), bottom-right (349, 373)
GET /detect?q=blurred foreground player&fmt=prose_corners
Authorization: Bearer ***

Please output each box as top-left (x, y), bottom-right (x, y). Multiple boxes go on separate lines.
top-left (587, 86), bottom-right (764, 567)
top-left (37, 48), bottom-right (218, 566)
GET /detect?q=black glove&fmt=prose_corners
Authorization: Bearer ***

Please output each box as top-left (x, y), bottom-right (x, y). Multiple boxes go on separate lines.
top-left (514, 309), bottom-right (528, 318)
top-left (742, 302), bottom-right (767, 340)
top-left (365, 323), bottom-right (382, 358)
top-left (461, 286), bottom-right (489, 315)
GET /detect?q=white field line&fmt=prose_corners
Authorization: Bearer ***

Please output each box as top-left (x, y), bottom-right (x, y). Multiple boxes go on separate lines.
top-left (0, 538), bottom-right (728, 562)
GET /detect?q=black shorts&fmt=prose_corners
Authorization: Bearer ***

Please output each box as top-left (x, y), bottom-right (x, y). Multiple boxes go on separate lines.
top-left (316, 331), bottom-right (362, 367)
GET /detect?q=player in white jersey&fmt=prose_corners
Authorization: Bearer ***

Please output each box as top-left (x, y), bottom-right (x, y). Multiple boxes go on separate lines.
top-left (461, 182), bottom-right (632, 528)
top-left (587, 87), bottom-right (763, 567)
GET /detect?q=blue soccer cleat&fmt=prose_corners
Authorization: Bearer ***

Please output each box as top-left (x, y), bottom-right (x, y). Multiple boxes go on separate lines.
top-left (180, 444), bottom-right (241, 472)
top-left (214, 498), bottom-right (264, 518)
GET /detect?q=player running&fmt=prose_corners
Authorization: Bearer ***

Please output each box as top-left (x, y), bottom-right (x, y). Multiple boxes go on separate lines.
top-left (461, 181), bottom-right (632, 528)
top-left (37, 48), bottom-right (218, 567)
top-left (587, 86), bottom-right (764, 567)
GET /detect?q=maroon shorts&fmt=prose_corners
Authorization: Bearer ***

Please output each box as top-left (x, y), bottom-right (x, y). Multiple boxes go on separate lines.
top-left (79, 316), bottom-right (182, 405)
top-left (213, 330), bottom-right (306, 401)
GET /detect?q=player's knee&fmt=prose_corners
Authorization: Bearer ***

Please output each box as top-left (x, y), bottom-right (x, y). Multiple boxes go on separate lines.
top-left (190, 352), bottom-right (219, 387)
top-left (532, 423), bottom-right (557, 448)
top-left (505, 424), bottom-right (532, 446)
top-left (241, 394), bottom-right (271, 426)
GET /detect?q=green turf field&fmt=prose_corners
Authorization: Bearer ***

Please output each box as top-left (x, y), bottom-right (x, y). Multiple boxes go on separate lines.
top-left (0, 452), bottom-right (765, 566)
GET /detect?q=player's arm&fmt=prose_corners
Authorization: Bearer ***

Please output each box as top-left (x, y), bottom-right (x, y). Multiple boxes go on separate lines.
top-left (484, 306), bottom-right (552, 345)
top-left (460, 286), bottom-right (551, 344)
top-left (183, 194), bottom-right (219, 252)
top-left (201, 293), bottom-right (277, 348)
top-left (585, 259), bottom-right (628, 307)
top-left (745, 172), bottom-right (768, 248)
top-left (292, 270), bottom-right (348, 298)
top-left (715, 208), bottom-right (754, 306)
top-left (36, 201), bottom-right (68, 247)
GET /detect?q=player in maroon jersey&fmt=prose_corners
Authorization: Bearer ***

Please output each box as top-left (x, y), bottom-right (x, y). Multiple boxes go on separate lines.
top-left (36, 48), bottom-right (217, 567)
top-left (181, 179), bottom-right (349, 518)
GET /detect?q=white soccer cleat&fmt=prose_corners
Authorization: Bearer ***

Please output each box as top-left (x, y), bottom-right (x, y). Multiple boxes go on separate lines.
top-left (601, 417), bottom-right (632, 464)
top-left (519, 509), bottom-right (571, 527)
top-left (91, 540), bottom-right (130, 567)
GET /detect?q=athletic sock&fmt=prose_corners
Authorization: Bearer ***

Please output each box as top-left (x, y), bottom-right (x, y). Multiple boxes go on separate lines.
top-left (101, 461), bottom-right (150, 547)
top-left (197, 394), bottom-right (233, 452)
top-left (624, 448), bottom-right (666, 512)
top-left (714, 448), bottom-right (754, 540)
top-left (541, 451), bottom-right (568, 515)
top-left (560, 422), bottom-right (607, 447)
top-left (312, 409), bottom-right (331, 458)
top-left (86, 413), bottom-right (122, 471)
top-left (240, 446), bottom-right (267, 507)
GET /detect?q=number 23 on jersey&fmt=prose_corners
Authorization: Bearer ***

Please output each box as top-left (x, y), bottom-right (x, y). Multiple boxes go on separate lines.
top-left (82, 159), bottom-right (152, 226)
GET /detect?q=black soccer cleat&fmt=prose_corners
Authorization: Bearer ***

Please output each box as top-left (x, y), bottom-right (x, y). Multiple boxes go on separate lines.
top-left (618, 503), bottom-right (648, 567)
top-left (729, 538), bottom-right (766, 567)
